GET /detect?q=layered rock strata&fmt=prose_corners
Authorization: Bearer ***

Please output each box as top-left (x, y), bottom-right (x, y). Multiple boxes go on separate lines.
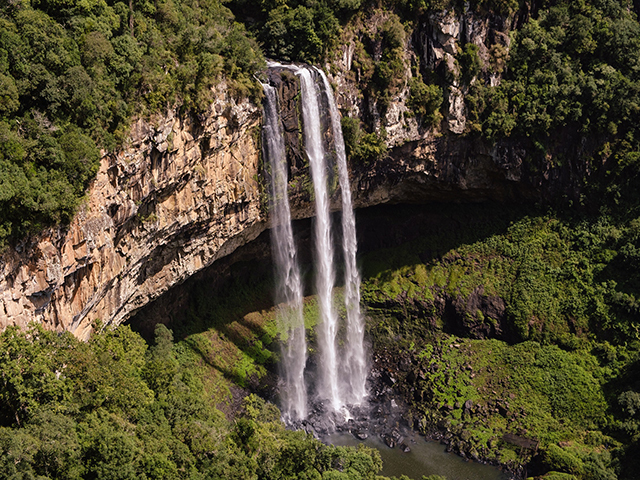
top-left (0, 83), bottom-right (263, 339)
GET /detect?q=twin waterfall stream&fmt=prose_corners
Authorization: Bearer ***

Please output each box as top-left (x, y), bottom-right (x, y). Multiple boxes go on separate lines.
top-left (262, 63), bottom-right (367, 425)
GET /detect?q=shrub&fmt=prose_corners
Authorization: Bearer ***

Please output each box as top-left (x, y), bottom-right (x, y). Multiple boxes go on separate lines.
top-left (457, 43), bottom-right (482, 84)
top-left (341, 117), bottom-right (388, 164)
top-left (543, 445), bottom-right (585, 477)
top-left (408, 76), bottom-right (443, 126)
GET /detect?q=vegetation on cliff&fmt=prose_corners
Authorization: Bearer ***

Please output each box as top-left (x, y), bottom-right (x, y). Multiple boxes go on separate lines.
top-left (467, 0), bottom-right (640, 212)
top-left (360, 203), bottom-right (640, 479)
top-left (3, 1), bottom-right (640, 479)
top-left (0, 0), bottom-right (263, 247)
top-left (3, 0), bottom-right (640, 240)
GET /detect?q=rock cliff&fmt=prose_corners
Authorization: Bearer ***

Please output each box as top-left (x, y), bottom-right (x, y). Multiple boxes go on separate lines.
top-left (0, 11), bottom-right (582, 336)
top-left (0, 83), bottom-right (264, 339)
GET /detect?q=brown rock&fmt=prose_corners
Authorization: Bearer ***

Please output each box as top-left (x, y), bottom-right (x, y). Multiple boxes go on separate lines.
top-left (0, 82), bottom-right (264, 338)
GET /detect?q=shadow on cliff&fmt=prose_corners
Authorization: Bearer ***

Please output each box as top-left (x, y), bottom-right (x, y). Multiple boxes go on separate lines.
top-left (125, 226), bottom-right (282, 391)
top-left (176, 271), bottom-right (279, 391)
top-left (355, 201), bottom-right (539, 344)
top-left (128, 201), bottom-right (537, 385)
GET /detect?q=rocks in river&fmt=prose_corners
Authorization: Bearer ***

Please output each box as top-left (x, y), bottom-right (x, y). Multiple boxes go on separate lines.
top-left (391, 429), bottom-right (404, 444)
top-left (354, 430), bottom-right (369, 440)
top-left (381, 427), bottom-right (414, 451)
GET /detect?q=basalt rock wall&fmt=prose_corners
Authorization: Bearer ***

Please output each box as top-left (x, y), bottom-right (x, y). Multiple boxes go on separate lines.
top-left (0, 83), bottom-right (265, 339)
top-left (0, 12), bottom-right (585, 336)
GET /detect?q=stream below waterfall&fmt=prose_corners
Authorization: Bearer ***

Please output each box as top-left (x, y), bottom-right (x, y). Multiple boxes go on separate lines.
top-left (325, 432), bottom-right (509, 480)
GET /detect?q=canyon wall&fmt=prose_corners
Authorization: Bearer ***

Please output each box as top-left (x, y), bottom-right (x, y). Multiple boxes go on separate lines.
top-left (0, 83), bottom-right (264, 339)
top-left (0, 12), bottom-right (580, 336)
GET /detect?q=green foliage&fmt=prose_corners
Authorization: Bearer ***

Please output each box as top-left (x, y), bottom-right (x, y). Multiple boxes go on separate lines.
top-left (0, 324), bottom-right (385, 479)
top-left (228, 0), bottom-right (346, 63)
top-left (468, 0), bottom-right (640, 211)
top-left (619, 391), bottom-right (640, 418)
top-left (341, 116), bottom-right (388, 164)
top-left (261, 4), bottom-right (340, 63)
top-left (385, 0), bottom-right (447, 15)
top-left (359, 203), bottom-right (640, 478)
top-left (507, 343), bottom-right (606, 428)
top-left (0, 326), bottom-right (73, 427)
top-left (538, 473), bottom-right (579, 480)
top-left (468, 0), bottom-right (519, 15)
top-left (372, 15), bottom-right (407, 111)
top-left (65, 325), bottom-right (154, 417)
top-left (408, 76), bottom-right (443, 125)
top-left (544, 445), bottom-right (585, 477)
top-left (457, 43), bottom-right (482, 84)
top-left (363, 207), bottom-right (640, 346)
top-left (0, 0), bottom-right (264, 246)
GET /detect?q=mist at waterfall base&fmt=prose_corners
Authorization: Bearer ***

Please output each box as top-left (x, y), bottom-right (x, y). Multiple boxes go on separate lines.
top-left (262, 62), bottom-right (367, 427)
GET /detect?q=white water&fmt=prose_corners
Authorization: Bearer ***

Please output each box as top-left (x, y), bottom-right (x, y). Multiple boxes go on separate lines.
top-left (297, 67), bottom-right (343, 412)
top-left (262, 82), bottom-right (307, 422)
top-left (317, 69), bottom-right (367, 406)
top-left (264, 63), bottom-right (369, 419)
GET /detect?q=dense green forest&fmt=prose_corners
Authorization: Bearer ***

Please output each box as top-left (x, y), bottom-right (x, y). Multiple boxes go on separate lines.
top-left (467, 0), bottom-right (640, 212)
top-left (0, 323), bottom-right (394, 479)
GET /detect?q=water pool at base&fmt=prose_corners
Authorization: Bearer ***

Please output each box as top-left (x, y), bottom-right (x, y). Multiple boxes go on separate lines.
top-left (325, 432), bottom-right (511, 480)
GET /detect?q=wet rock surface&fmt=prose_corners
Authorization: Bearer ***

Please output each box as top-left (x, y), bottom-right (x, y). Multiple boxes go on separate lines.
top-left (283, 362), bottom-right (420, 454)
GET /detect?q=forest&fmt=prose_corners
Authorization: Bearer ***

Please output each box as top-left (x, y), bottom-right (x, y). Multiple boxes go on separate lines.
top-left (0, 323), bottom-right (395, 479)
top-left (2, 0), bottom-right (640, 479)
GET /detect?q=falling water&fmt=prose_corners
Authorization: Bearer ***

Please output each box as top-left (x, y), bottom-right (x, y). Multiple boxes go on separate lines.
top-left (317, 69), bottom-right (367, 406)
top-left (297, 67), bottom-right (343, 412)
top-left (262, 82), bottom-right (307, 422)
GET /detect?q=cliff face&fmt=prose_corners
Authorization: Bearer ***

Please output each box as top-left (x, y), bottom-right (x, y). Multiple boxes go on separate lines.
top-left (0, 83), bottom-right (264, 339)
top-left (329, 8), bottom-right (584, 208)
top-left (0, 12), bottom-right (583, 336)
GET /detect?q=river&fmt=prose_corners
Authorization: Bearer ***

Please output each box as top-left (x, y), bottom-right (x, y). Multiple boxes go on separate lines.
top-left (325, 432), bottom-right (510, 480)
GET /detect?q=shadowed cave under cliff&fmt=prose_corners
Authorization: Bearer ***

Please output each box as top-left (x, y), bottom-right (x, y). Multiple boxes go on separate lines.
top-left (127, 200), bottom-right (532, 376)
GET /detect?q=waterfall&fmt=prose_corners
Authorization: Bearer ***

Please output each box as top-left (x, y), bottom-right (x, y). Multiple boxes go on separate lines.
top-left (263, 62), bottom-right (368, 421)
top-left (262, 82), bottom-right (307, 422)
top-left (297, 67), bottom-right (343, 412)
top-left (317, 69), bottom-right (367, 406)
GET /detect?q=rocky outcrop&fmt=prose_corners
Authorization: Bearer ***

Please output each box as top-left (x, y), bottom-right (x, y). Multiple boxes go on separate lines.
top-left (0, 82), bottom-right (264, 339)
top-left (0, 11), bottom-right (583, 337)
top-left (331, 8), bottom-right (515, 140)
top-left (327, 8), bottom-right (585, 208)
top-left (416, 9), bottom-right (515, 134)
